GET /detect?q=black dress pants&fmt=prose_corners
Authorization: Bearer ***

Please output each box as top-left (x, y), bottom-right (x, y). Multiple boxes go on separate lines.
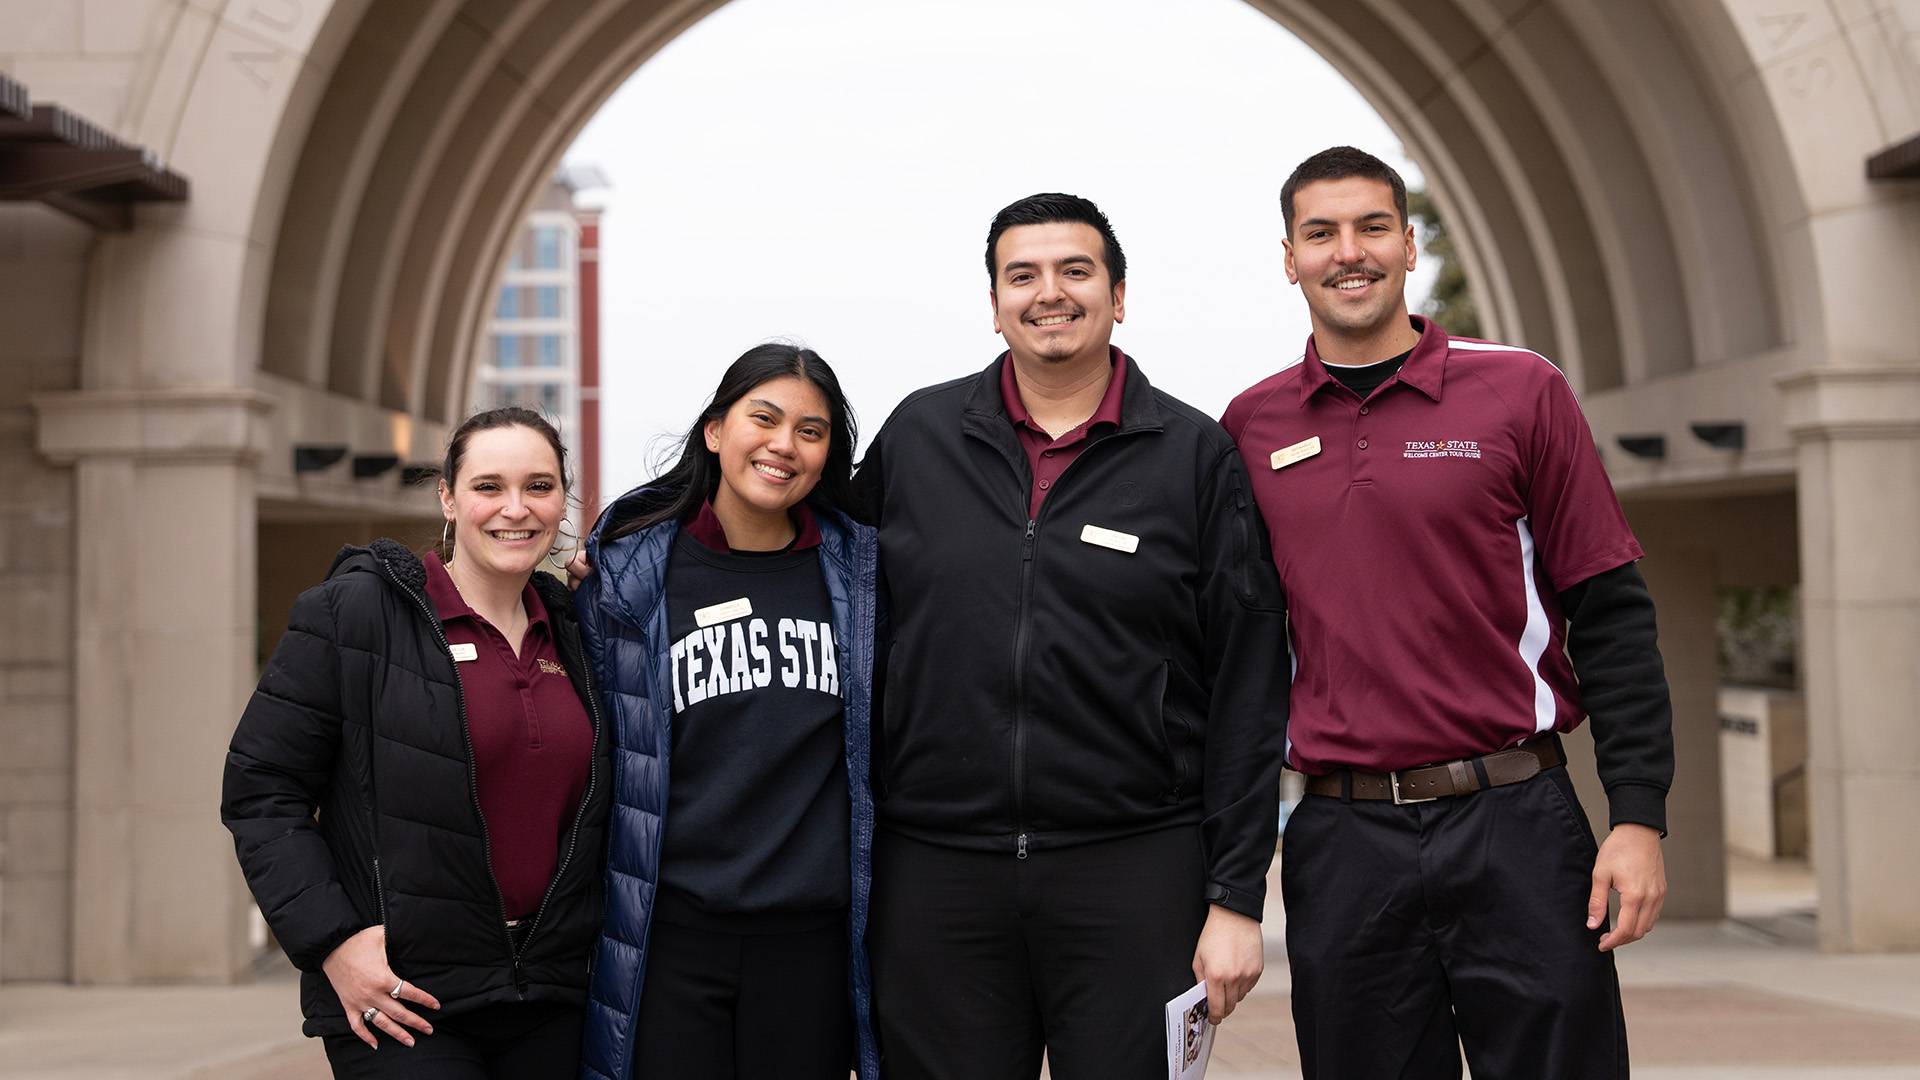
top-left (1283, 766), bottom-right (1629, 1079)
top-left (630, 915), bottom-right (853, 1078)
top-left (869, 826), bottom-right (1209, 1080)
top-left (321, 1000), bottom-right (581, 1079)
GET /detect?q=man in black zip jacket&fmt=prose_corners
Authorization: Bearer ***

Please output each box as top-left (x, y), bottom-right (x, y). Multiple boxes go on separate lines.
top-left (852, 193), bottom-right (1290, 1080)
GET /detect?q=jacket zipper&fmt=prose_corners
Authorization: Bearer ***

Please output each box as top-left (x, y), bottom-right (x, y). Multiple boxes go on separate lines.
top-left (992, 427), bottom-right (1150, 861)
top-left (379, 557), bottom-right (521, 987)
top-left (1012, 517), bottom-right (1036, 859)
top-left (513, 620), bottom-right (604, 959)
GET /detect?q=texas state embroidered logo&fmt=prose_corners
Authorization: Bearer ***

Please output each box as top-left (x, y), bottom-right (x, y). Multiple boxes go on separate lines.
top-left (1403, 438), bottom-right (1482, 460)
top-left (538, 659), bottom-right (566, 676)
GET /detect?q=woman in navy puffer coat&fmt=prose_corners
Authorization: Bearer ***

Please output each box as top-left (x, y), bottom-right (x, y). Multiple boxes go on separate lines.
top-left (575, 344), bottom-right (879, 1080)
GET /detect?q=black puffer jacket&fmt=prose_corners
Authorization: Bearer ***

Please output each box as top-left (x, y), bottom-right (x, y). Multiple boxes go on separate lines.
top-left (221, 539), bottom-right (609, 1036)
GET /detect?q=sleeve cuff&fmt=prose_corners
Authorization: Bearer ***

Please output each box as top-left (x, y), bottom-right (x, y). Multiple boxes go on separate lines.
top-left (1206, 881), bottom-right (1264, 922)
top-left (1604, 782), bottom-right (1668, 837)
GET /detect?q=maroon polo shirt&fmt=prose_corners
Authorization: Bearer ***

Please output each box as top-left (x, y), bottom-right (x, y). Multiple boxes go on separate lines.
top-left (684, 499), bottom-right (823, 553)
top-left (423, 553), bottom-right (592, 919)
top-left (1000, 347), bottom-right (1129, 518)
top-left (1221, 316), bottom-right (1643, 774)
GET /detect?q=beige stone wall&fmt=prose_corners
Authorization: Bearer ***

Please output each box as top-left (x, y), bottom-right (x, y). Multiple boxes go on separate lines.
top-left (0, 205), bottom-right (90, 981)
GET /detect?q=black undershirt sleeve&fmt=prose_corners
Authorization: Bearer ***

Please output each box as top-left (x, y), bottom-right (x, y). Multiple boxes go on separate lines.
top-left (1559, 561), bottom-right (1675, 835)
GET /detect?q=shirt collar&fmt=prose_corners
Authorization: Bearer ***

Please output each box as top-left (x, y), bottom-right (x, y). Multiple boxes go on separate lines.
top-left (685, 498), bottom-right (823, 553)
top-left (422, 549), bottom-right (549, 628)
top-left (999, 345), bottom-right (1129, 434)
top-left (1299, 315), bottom-right (1447, 405)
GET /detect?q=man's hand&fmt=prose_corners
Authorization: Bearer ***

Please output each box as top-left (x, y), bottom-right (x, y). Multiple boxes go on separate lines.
top-left (565, 549), bottom-right (592, 591)
top-left (1191, 904), bottom-right (1263, 1023)
top-left (1589, 823), bottom-right (1666, 951)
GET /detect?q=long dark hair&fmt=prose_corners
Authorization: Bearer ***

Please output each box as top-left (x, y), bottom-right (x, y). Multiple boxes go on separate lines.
top-left (608, 343), bottom-right (857, 541)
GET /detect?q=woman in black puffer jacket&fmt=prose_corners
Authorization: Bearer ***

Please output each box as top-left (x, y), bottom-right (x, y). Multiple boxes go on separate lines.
top-left (222, 407), bottom-right (609, 1079)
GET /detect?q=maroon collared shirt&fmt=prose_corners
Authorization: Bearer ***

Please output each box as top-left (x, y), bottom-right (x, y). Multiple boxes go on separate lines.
top-left (423, 553), bottom-right (592, 919)
top-left (999, 347), bottom-right (1128, 518)
top-left (684, 499), bottom-right (824, 553)
top-left (1221, 317), bottom-right (1643, 774)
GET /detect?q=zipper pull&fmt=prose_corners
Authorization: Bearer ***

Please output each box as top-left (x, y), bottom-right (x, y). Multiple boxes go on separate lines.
top-left (1017, 833), bottom-right (1029, 860)
top-left (1022, 519), bottom-right (1037, 560)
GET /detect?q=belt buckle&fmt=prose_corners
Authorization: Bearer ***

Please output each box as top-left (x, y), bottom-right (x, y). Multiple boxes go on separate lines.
top-left (1390, 770), bottom-right (1437, 805)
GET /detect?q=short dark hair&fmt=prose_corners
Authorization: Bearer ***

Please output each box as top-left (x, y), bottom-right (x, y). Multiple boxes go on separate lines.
top-left (984, 193), bottom-right (1126, 288)
top-left (1280, 146), bottom-right (1408, 236)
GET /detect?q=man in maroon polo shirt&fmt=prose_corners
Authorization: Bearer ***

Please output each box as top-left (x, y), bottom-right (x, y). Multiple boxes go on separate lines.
top-left (1222, 146), bottom-right (1673, 1078)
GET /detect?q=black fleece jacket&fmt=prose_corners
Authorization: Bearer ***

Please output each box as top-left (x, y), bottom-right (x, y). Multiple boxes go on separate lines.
top-left (854, 354), bottom-right (1291, 920)
top-left (221, 540), bottom-right (609, 1036)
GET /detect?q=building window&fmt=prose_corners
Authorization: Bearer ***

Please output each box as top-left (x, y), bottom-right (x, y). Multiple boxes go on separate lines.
top-left (496, 286), bottom-right (519, 320)
top-left (536, 286), bottom-right (562, 318)
top-left (541, 384), bottom-right (562, 418)
top-left (534, 226), bottom-right (564, 269)
top-left (495, 336), bottom-right (521, 368)
top-left (537, 335), bottom-right (562, 368)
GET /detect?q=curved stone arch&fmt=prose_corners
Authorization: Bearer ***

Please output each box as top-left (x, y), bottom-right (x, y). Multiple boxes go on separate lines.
top-left (250, 0), bottom-right (1797, 437)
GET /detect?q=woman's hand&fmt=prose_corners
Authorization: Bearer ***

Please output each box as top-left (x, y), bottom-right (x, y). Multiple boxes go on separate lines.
top-left (566, 549), bottom-right (592, 591)
top-left (322, 926), bottom-right (441, 1049)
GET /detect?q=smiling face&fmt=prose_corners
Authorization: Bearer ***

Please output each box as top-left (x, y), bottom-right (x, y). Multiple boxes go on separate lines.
top-left (990, 221), bottom-right (1126, 369)
top-left (1284, 175), bottom-right (1417, 357)
top-left (704, 374), bottom-right (833, 531)
top-left (439, 424), bottom-right (566, 582)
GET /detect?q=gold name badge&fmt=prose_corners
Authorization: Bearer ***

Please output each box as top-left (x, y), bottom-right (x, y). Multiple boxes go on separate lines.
top-left (694, 597), bottom-right (753, 628)
top-left (1270, 436), bottom-right (1322, 470)
top-left (1079, 524), bottom-right (1140, 554)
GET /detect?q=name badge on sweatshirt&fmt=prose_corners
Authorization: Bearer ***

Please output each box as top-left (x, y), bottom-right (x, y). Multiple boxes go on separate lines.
top-left (1270, 436), bottom-right (1322, 470)
top-left (449, 642), bottom-right (478, 662)
top-left (1079, 524), bottom-right (1140, 554)
top-left (695, 597), bottom-right (753, 627)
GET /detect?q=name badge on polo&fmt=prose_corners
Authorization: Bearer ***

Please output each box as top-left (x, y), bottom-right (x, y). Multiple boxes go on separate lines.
top-left (449, 642), bottom-right (478, 662)
top-left (1080, 524), bottom-right (1139, 554)
top-left (695, 597), bottom-right (753, 627)
top-left (1270, 436), bottom-right (1322, 470)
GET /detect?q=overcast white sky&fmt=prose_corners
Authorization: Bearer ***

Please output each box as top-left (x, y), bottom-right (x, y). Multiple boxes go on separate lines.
top-left (564, 0), bottom-right (1429, 494)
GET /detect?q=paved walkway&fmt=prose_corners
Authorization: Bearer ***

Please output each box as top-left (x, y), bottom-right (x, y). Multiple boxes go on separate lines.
top-left (5, 856), bottom-right (1918, 1078)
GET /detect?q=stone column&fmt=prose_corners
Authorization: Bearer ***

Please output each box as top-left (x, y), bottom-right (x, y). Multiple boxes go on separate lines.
top-left (1779, 366), bottom-right (1920, 951)
top-left (1562, 537), bottom-right (1725, 921)
top-left (34, 390), bottom-right (272, 982)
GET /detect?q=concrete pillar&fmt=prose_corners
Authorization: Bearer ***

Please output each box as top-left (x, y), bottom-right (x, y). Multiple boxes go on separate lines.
top-left (34, 391), bottom-right (272, 982)
top-left (1562, 539), bottom-right (1725, 921)
top-left (0, 204), bottom-right (90, 983)
top-left (1779, 367), bottom-right (1920, 951)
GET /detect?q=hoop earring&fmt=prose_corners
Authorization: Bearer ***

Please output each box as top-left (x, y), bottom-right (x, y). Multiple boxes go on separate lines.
top-left (441, 519), bottom-right (452, 557)
top-left (545, 520), bottom-right (580, 572)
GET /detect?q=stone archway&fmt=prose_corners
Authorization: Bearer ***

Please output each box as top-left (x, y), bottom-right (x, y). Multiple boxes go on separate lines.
top-left (10, 0), bottom-right (1918, 983)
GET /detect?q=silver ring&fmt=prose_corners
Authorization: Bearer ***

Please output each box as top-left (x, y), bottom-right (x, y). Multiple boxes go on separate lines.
top-left (361, 1006), bottom-right (381, 1025)
top-left (389, 981), bottom-right (404, 1000)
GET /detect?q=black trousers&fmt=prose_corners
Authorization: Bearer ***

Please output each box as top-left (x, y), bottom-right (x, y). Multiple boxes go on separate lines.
top-left (321, 1000), bottom-right (581, 1079)
top-left (870, 826), bottom-right (1208, 1080)
top-left (631, 916), bottom-right (853, 1078)
top-left (1283, 766), bottom-right (1629, 1079)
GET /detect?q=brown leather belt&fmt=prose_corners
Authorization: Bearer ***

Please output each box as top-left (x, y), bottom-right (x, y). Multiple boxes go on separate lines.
top-left (1304, 735), bottom-right (1565, 804)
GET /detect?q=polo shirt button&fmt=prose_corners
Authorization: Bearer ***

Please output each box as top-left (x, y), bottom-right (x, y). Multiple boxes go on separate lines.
top-left (1039, 479), bottom-right (1051, 489)
top-left (1359, 406), bottom-right (1370, 415)
top-left (1042, 449), bottom-right (1055, 457)
top-left (1358, 438), bottom-right (1370, 450)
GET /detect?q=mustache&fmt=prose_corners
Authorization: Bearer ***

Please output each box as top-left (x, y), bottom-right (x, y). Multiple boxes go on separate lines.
top-left (1322, 268), bottom-right (1385, 287)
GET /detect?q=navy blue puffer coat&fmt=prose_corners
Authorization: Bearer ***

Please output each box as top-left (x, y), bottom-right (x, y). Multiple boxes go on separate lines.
top-left (576, 491), bottom-right (880, 1080)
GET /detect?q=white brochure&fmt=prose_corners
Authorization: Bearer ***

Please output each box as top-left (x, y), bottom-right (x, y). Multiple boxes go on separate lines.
top-left (1165, 980), bottom-right (1214, 1080)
